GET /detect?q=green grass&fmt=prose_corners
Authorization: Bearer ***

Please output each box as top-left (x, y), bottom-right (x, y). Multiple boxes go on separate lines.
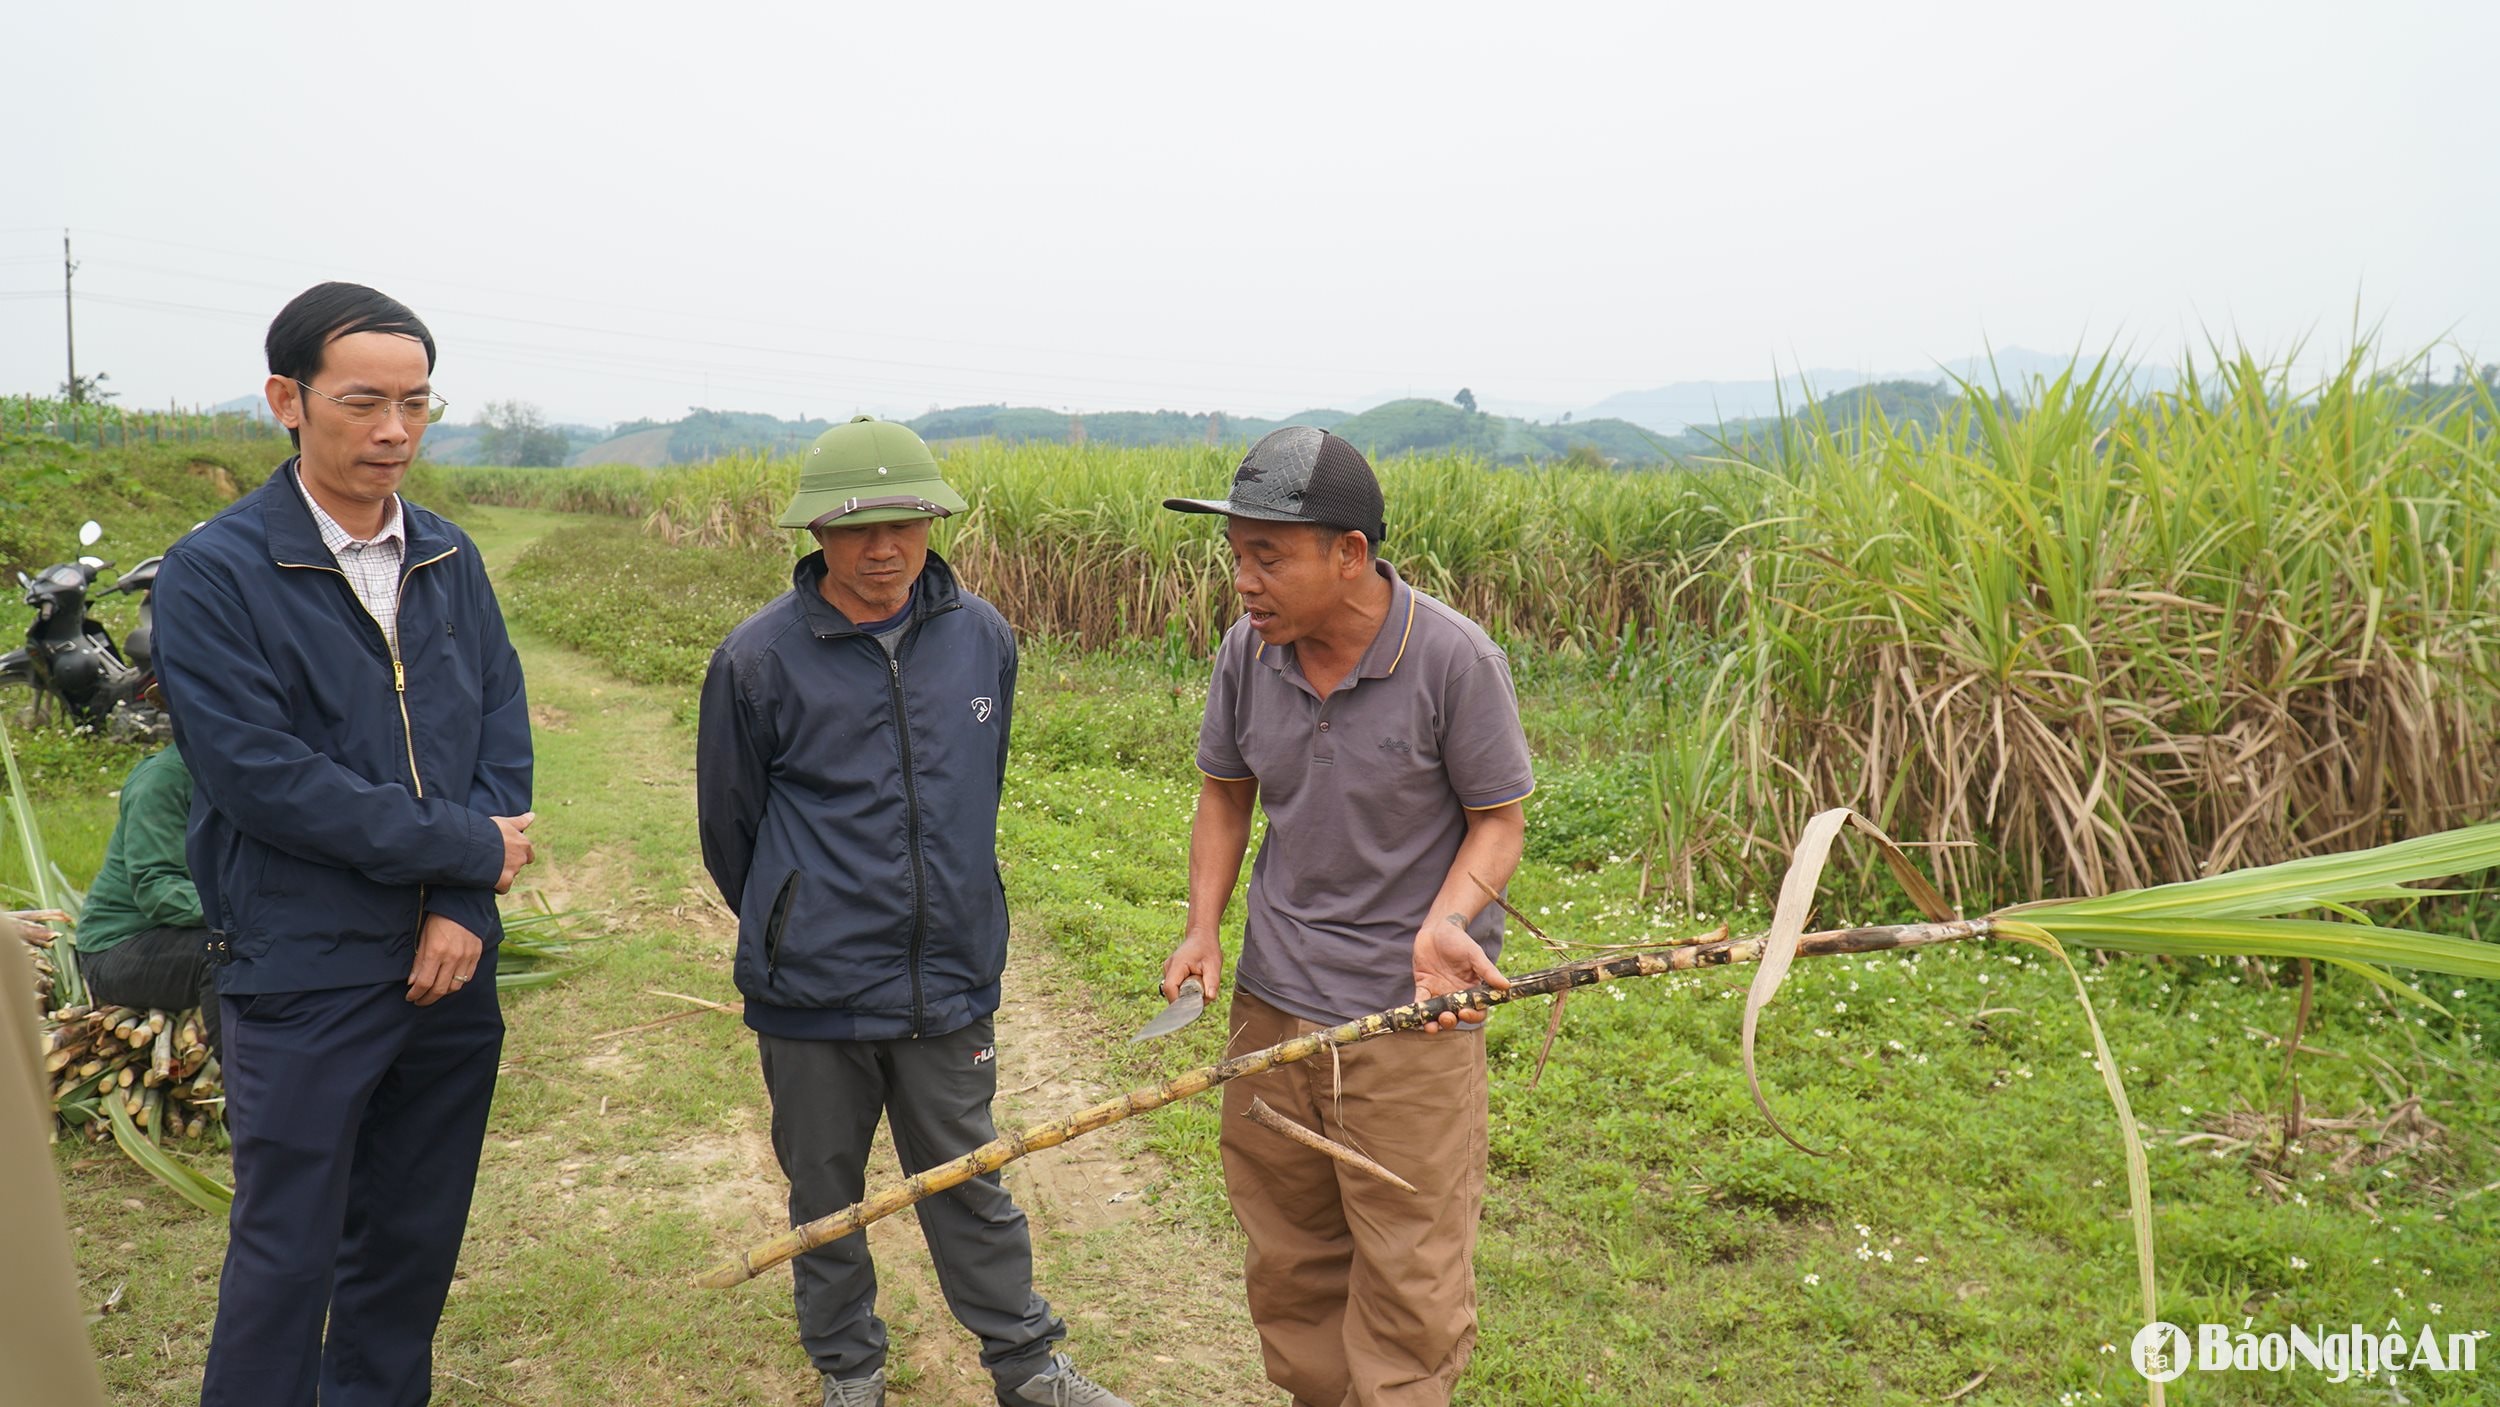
top-left (460, 512), bottom-right (2500, 1406)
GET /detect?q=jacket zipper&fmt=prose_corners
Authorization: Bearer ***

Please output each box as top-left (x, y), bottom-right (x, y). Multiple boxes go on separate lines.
top-left (887, 648), bottom-right (929, 1035)
top-left (276, 544), bottom-right (460, 935)
top-left (877, 598), bottom-right (957, 1037)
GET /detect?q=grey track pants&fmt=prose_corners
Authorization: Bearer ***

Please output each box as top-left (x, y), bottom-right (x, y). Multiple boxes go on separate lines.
top-left (759, 1018), bottom-right (1065, 1386)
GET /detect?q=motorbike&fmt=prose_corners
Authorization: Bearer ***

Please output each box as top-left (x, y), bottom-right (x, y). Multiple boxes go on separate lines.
top-left (1, 520), bottom-right (171, 742)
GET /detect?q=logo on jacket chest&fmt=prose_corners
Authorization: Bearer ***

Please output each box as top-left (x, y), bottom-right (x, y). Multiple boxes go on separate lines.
top-left (970, 696), bottom-right (994, 724)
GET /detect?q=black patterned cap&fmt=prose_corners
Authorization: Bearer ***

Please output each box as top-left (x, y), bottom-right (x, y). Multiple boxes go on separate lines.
top-left (1163, 426), bottom-right (1387, 545)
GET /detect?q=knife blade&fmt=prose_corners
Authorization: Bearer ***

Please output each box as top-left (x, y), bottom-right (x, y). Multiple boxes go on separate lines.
top-left (1130, 977), bottom-right (1205, 1042)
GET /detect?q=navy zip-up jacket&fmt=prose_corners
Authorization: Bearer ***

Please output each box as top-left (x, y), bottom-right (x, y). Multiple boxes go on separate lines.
top-left (697, 549), bottom-right (1015, 1041)
top-left (150, 461), bottom-right (532, 995)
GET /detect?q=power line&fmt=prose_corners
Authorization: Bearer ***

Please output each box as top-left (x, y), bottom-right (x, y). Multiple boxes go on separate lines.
top-left (56, 289), bottom-right (1294, 415)
top-left (58, 226), bottom-right (1581, 394)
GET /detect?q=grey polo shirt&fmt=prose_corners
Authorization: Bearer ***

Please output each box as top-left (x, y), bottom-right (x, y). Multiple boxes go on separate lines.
top-left (1196, 561), bottom-right (1535, 1025)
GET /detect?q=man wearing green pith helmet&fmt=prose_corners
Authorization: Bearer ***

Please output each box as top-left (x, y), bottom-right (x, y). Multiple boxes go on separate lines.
top-left (698, 417), bottom-right (1130, 1407)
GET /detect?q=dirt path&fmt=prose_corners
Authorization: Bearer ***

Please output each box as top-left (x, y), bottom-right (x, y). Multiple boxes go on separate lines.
top-left (473, 509), bottom-right (1267, 1406)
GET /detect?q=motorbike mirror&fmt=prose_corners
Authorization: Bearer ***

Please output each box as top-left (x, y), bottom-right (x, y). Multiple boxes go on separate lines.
top-left (78, 521), bottom-right (102, 547)
top-left (12, 571), bottom-right (24, 588)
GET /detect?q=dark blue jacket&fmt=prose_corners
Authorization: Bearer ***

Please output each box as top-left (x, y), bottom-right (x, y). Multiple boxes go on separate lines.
top-left (698, 550), bottom-right (1015, 1041)
top-left (151, 461), bottom-right (532, 995)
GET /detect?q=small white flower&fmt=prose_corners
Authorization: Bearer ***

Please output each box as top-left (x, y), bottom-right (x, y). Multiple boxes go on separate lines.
top-left (2289, 1256), bottom-right (2308, 1271)
top-left (2431, 1303), bottom-right (2443, 1315)
top-left (1833, 1001), bottom-right (1848, 1013)
top-left (1913, 1255), bottom-right (1928, 1264)
top-left (1802, 1273), bottom-right (1819, 1286)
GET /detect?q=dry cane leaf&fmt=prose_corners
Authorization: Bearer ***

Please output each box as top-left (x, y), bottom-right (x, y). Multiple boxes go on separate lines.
top-left (1742, 809), bottom-right (1955, 1156)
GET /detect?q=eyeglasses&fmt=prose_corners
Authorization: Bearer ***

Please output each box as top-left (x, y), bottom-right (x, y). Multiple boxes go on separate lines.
top-left (295, 380), bottom-right (448, 426)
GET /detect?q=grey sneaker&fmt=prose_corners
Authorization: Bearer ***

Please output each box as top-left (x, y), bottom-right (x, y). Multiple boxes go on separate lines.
top-left (998, 1352), bottom-right (1131, 1407)
top-left (822, 1367), bottom-right (885, 1407)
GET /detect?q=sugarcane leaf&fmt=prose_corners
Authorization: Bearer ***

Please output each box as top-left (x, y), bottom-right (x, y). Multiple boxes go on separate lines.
top-left (2315, 957), bottom-right (2451, 1015)
top-left (1741, 808), bottom-right (1954, 1158)
top-left (1992, 919), bottom-right (2161, 1403)
top-left (105, 1099), bottom-right (232, 1214)
top-left (2019, 913), bottom-right (2500, 982)
top-left (2013, 821), bottom-right (2500, 921)
top-left (1741, 809), bottom-right (1851, 1157)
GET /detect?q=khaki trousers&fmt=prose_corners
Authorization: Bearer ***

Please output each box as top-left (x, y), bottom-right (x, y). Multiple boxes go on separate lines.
top-left (1221, 991), bottom-right (1489, 1407)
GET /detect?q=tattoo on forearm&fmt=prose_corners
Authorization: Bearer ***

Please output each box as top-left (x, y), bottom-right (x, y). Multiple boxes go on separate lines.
top-left (1445, 911), bottom-right (1470, 930)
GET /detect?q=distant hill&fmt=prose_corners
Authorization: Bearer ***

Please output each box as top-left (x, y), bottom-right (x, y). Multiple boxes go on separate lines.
top-left (1319, 400), bottom-right (1669, 464)
top-left (547, 401), bottom-right (1680, 467)
top-left (449, 348), bottom-right (2163, 471)
top-left (1587, 347), bottom-right (2172, 434)
top-left (560, 408), bottom-right (832, 467)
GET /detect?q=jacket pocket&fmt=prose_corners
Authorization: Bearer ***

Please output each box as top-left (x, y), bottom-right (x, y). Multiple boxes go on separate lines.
top-left (762, 870), bottom-right (798, 976)
top-left (224, 845), bottom-right (278, 961)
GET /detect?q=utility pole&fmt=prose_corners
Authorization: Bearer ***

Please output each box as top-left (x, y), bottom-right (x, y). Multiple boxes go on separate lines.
top-left (62, 230), bottom-right (79, 404)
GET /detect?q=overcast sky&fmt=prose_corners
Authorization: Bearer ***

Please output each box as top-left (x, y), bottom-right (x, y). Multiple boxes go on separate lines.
top-left (2, 1), bottom-right (2491, 428)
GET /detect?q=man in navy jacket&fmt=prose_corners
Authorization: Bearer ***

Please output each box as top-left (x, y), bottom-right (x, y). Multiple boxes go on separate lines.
top-left (698, 417), bottom-right (1125, 1407)
top-left (153, 282), bottom-right (536, 1407)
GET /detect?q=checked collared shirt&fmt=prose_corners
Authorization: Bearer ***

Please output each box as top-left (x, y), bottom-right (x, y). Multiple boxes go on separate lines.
top-left (294, 466), bottom-right (407, 652)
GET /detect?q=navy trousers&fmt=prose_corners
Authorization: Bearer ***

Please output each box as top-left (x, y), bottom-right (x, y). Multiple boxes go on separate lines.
top-left (200, 948), bottom-right (503, 1407)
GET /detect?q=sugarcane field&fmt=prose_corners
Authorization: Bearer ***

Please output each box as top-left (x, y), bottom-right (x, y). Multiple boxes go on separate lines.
top-left (6, 10), bottom-right (2500, 1407)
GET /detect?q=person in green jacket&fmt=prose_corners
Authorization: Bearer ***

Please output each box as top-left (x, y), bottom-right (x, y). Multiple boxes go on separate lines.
top-left (76, 736), bottom-right (217, 1054)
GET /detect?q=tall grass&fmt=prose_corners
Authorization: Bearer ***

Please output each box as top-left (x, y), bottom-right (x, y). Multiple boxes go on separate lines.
top-left (1718, 347), bottom-right (2500, 909)
top-left (449, 442), bottom-right (1744, 651)
top-left (447, 343), bottom-right (2500, 910)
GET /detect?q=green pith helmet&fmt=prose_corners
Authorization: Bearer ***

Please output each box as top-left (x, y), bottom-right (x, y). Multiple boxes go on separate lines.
top-left (776, 416), bottom-right (968, 531)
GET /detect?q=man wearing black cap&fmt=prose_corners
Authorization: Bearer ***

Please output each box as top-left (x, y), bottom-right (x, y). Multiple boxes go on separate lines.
top-left (1161, 427), bottom-right (1535, 1407)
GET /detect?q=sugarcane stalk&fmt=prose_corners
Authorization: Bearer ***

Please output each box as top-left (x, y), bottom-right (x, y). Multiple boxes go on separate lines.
top-left (145, 1025), bottom-right (174, 1086)
top-left (695, 916), bottom-right (1991, 1290)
